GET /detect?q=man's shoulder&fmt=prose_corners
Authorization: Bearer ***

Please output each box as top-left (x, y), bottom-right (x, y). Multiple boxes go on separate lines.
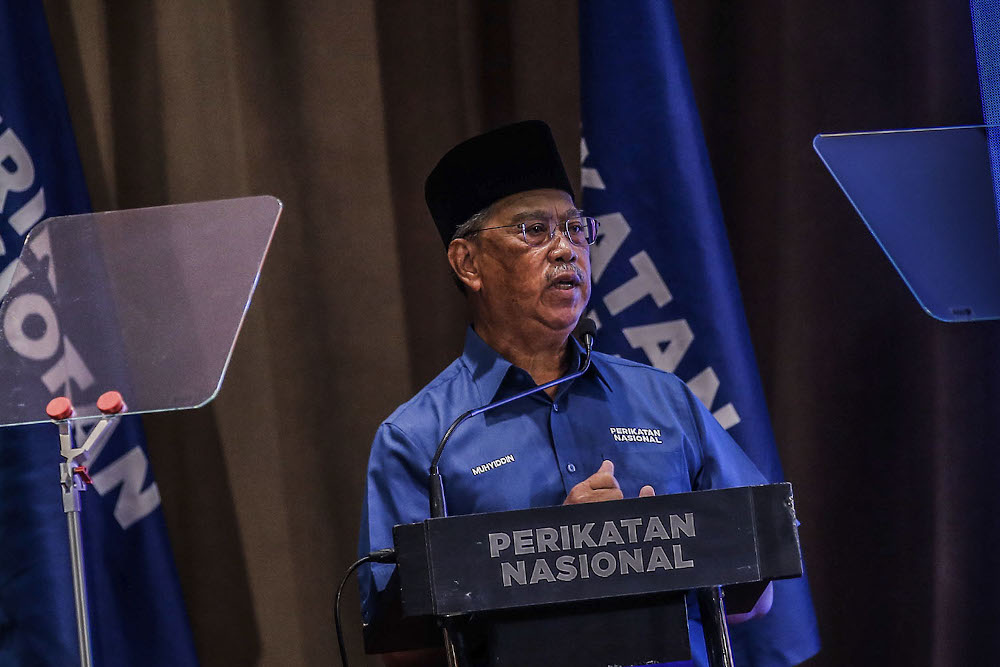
top-left (590, 351), bottom-right (701, 421)
top-left (592, 350), bottom-right (688, 391)
top-left (380, 356), bottom-right (479, 439)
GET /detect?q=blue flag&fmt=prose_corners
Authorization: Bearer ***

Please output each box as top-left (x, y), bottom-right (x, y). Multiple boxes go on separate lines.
top-left (0, 2), bottom-right (198, 665)
top-left (970, 0), bottom-right (1000, 241)
top-left (580, 2), bottom-right (821, 665)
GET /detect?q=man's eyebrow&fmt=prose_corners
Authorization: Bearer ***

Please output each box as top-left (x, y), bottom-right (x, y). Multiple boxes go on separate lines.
top-left (509, 208), bottom-right (584, 223)
top-left (510, 209), bottom-right (552, 223)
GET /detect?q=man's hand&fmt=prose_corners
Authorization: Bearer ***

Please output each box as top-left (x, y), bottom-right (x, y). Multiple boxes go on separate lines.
top-left (564, 460), bottom-right (624, 504)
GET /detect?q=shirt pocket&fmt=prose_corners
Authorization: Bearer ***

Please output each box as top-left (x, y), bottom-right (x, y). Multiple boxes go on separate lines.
top-left (613, 448), bottom-right (691, 498)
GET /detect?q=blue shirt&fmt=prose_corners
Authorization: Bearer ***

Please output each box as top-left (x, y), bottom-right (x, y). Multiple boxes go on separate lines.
top-left (358, 327), bottom-right (765, 661)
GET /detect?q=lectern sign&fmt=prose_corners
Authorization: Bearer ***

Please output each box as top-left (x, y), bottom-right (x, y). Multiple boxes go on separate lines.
top-left (486, 510), bottom-right (698, 588)
top-left (395, 483), bottom-right (801, 617)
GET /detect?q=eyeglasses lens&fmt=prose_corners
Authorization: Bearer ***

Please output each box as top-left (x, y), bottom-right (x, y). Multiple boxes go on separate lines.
top-left (521, 218), bottom-right (598, 247)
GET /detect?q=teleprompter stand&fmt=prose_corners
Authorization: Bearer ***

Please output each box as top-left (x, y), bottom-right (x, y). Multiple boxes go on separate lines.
top-left (365, 482), bottom-right (803, 667)
top-left (45, 391), bottom-right (129, 667)
top-left (0, 196), bottom-right (283, 667)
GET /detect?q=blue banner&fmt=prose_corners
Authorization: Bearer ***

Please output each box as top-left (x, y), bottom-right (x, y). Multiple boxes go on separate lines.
top-left (580, 2), bottom-right (820, 665)
top-left (970, 0), bottom-right (1000, 241)
top-left (0, 2), bottom-right (198, 665)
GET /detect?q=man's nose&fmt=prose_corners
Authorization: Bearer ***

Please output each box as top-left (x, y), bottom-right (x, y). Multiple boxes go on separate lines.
top-left (548, 223), bottom-right (578, 261)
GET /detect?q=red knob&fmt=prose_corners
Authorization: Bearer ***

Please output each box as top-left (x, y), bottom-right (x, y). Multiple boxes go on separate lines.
top-left (46, 396), bottom-right (74, 420)
top-left (97, 391), bottom-right (125, 415)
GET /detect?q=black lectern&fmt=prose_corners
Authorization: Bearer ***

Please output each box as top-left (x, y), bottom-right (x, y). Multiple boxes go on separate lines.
top-left (365, 482), bottom-right (803, 667)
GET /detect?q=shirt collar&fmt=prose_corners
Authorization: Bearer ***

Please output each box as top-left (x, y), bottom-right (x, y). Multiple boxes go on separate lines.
top-left (461, 327), bottom-right (514, 403)
top-left (460, 326), bottom-right (611, 403)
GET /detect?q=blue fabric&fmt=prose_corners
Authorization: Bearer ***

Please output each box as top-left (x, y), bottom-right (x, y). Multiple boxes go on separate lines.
top-left (0, 2), bottom-right (198, 665)
top-left (970, 0), bottom-right (1000, 240)
top-left (359, 327), bottom-right (765, 662)
top-left (579, 1), bottom-right (821, 664)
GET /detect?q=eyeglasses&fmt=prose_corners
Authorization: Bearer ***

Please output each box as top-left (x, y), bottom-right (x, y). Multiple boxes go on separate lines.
top-left (470, 217), bottom-right (600, 247)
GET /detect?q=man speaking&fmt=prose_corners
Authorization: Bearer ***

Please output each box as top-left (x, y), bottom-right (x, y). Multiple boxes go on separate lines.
top-left (358, 121), bottom-right (768, 665)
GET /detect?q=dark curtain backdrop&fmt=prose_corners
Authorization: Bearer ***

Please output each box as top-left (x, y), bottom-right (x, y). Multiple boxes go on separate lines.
top-left (675, 3), bottom-right (1000, 666)
top-left (38, 1), bottom-right (1000, 666)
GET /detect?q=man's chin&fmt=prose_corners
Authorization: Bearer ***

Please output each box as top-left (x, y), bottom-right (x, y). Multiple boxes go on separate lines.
top-left (543, 285), bottom-right (588, 305)
top-left (535, 291), bottom-right (589, 331)
top-left (538, 309), bottom-right (587, 336)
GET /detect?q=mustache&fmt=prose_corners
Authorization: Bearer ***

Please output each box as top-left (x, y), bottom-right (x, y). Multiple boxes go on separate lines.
top-left (545, 263), bottom-right (587, 284)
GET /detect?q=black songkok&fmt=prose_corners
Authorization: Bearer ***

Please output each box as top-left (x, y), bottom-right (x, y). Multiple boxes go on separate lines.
top-left (424, 120), bottom-right (574, 247)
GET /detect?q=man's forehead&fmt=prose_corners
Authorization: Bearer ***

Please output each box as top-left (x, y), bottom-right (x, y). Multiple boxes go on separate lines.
top-left (493, 189), bottom-right (578, 219)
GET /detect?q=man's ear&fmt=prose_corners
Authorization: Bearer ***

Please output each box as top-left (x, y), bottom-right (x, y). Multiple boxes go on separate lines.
top-left (447, 238), bottom-right (482, 292)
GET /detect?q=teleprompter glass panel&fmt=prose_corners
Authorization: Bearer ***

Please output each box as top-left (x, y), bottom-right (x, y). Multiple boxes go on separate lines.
top-left (0, 195), bottom-right (281, 427)
top-left (814, 126), bottom-right (1000, 322)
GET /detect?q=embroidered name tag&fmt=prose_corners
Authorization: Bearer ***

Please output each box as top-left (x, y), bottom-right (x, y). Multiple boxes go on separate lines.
top-left (471, 454), bottom-right (516, 476)
top-left (609, 426), bottom-right (663, 444)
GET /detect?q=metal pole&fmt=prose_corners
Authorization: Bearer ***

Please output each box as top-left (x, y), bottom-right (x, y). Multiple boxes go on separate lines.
top-left (442, 625), bottom-right (459, 667)
top-left (58, 423), bottom-right (94, 667)
top-left (697, 586), bottom-right (734, 667)
top-left (65, 501), bottom-right (93, 667)
top-left (47, 394), bottom-right (123, 667)
top-left (440, 618), bottom-right (469, 667)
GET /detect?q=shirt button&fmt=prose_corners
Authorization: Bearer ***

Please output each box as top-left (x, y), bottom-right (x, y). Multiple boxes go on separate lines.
top-left (567, 463), bottom-right (576, 473)
top-left (552, 403), bottom-right (560, 412)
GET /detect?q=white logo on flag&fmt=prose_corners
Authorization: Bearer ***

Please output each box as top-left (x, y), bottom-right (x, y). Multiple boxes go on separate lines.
top-left (1, 116), bottom-right (161, 529)
top-left (580, 135), bottom-right (740, 431)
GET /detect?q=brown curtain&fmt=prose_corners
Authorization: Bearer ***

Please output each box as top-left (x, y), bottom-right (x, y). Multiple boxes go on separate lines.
top-left (43, 1), bottom-right (577, 666)
top-left (40, 0), bottom-right (1000, 665)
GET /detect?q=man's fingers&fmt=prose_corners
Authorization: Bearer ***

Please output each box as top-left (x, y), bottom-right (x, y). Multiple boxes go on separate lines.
top-left (565, 461), bottom-right (624, 505)
top-left (566, 462), bottom-right (656, 504)
top-left (564, 483), bottom-right (623, 505)
top-left (588, 460), bottom-right (620, 491)
top-left (588, 472), bottom-right (619, 490)
top-left (583, 487), bottom-right (624, 502)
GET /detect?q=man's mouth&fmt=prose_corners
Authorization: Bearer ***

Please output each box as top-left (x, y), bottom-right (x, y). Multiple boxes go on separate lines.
top-left (549, 269), bottom-right (583, 290)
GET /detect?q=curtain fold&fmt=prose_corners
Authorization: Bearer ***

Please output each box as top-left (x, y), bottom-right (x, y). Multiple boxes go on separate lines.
top-left (44, 2), bottom-right (576, 665)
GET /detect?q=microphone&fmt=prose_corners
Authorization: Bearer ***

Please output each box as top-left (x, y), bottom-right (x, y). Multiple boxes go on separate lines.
top-left (576, 317), bottom-right (597, 352)
top-left (428, 318), bottom-right (597, 518)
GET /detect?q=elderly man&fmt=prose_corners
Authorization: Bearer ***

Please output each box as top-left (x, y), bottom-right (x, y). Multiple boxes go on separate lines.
top-left (359, 121), bottom-right (769, 666)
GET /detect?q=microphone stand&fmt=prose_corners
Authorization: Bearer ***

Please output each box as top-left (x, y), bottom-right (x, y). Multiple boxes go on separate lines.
top-left (426, 324), bottom-right (595, 667)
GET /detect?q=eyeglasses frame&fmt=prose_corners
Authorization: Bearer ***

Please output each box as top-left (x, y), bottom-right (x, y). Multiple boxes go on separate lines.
top-left (466, 216), bottom-right (600, 247)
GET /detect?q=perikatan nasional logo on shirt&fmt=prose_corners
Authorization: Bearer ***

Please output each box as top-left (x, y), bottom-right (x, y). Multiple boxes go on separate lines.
top-left (609, 426), bottom-right (663, 444)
